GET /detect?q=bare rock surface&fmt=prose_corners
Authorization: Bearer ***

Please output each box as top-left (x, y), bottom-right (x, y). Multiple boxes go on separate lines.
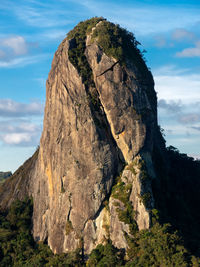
top-left (0, 18), bottom-right (159, 254)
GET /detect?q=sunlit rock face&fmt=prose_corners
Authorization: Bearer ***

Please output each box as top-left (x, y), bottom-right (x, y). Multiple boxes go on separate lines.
top-left (0, 18), bottom-right (159, 254)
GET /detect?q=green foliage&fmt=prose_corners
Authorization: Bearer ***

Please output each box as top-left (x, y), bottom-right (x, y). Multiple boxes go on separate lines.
top-left (91, 20), bottom-right (146, 70)
top-left (87, 241), bottom-right (125, 267)
top-left (87, 223), bottom-right (199, 266)
top-left (112, 180), bottom-right (130, 204)
top-left (111, 176), bottom-right (138, 235)
top-left (152, 144), bottom-right (200, 256)
top-left (0, 199), bottom-right (83, 266)
top-left (66, 17), bottom-right (152, 104)
top-left (67, 17), bottom-right (103, 90)
top-left (126, 162), bottom-right (136, 175)
top-left (125, 223), bottom-right (193, 266)
top-left (0, 198), bottom-right (199, 266)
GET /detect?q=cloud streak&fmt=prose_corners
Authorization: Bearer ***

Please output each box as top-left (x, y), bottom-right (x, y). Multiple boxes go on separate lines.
top-left (176, 41), bottom-right (200, 57)
top-left (154, 66), bottom-right (200, 103)
top-left (178, 114), bottom-right (200, 124)
top-left (0, 99), bottom-right (44, 117)
top-left (158, 99), bottom-right (182, 113)
top-left (0, 119), bottom-right (42, 146)
top-left (73, 0), bottom-right (200, 35)
top-left (0, 53), bottom-right (50, 68)
top-left (171, 28), bottom-right (196, 42)
top-left (1, 36), bottom-right (28, 55)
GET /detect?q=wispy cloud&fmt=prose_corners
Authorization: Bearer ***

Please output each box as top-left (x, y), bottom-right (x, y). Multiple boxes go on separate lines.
top-left (154, 66), bottom-right (200, 103)
top-left (2, 0), bottom-right (200, 36)
top-left (153, 27), bottom-right (198, 49)
top-left (0, 122), bottom-right (41, 146)
top-left (158, 99), bottom-right (182, 113)
top-left (72, 0), bottom-right (200, 35)
top-left (40, 29), bottom-right (66, 40)
top-left (0, 33), bottom-right (48, 68)
top-left (171, 28), bottom-right (196, 42)
top-left (176, 41), bottom-right (200, 57)
top-left (0, 49), bottom-right (5, 59)
top-left (0, 99), bottom-right (44, 117)
top-left (0, 36), bottom-right (28, 55)
top-left (1, 0), bottom-right (74, 29)
top-left (191, 126), bottom-right (200, 131)
top-left (154, 35), bottom-right (167, 48)
top-left (178, 114), bottom-right (200, 124)
top-left (158, 99), bottom-right (200, 126)
top-left (15, 6), bottom-right (70, 28)
top-left (0, 53), bottom-right (50, 68)
top-left (156, 64), bottom-right (200, 154)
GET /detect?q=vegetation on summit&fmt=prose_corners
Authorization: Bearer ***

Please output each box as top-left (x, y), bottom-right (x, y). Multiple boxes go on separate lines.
top-left (67, 17), bottom-right (148, 90)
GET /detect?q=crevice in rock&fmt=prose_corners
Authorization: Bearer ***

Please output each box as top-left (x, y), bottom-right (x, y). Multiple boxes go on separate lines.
top-left (67, 193), bottom-right (72, 221)
top-left (96, 61), bottom-right (119, 77)
top-left (60, 176), bottom-right (65, 193)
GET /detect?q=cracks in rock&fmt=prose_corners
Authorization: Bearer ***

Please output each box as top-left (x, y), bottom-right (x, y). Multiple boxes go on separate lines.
top-left (60, 176), bottom-right (65, 193)
top-left (67, 193), bottom-right (72, 221)
top-left (96, 61), bottom-right (119, 77)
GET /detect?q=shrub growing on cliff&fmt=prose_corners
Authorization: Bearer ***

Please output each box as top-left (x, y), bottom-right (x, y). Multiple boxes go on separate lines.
top-left (67, 17), bottom-right (149, 90)
top-left (67, 17), bottom-right (103, 90)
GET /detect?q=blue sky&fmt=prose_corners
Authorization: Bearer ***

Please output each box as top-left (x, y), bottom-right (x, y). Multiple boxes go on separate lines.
top-left (0, 0), bottom-right (200, 172)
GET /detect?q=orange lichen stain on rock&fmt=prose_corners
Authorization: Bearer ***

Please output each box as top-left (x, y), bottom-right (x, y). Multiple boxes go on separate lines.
top-left (39, 146), bottom-right (45, 171)
top-left (46, 164), bottom-right (53, 197)
top-left (119, 130), bottom-right (125, 137)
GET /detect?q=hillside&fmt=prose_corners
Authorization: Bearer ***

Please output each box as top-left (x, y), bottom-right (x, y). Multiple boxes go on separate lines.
top-left (0, 172), bottom-right (12, 184)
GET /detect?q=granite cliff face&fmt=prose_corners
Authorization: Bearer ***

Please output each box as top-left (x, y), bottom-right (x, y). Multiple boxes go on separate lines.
top-left (0, 18), bottom-right (160, 254)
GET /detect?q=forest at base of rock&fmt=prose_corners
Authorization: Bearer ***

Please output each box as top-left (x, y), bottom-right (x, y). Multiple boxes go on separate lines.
top-left (0, 146), bottom-right (200, 267)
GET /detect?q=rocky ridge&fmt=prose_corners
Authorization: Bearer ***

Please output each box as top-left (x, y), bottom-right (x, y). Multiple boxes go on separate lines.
top-left (0, 18), bottom-right (162, 255)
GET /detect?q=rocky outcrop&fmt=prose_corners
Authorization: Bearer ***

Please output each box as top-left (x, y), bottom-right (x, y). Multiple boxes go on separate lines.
top-left (0, 149), bottom-right (38, 210)
top-left (0, 18), bottom-right (159, 255)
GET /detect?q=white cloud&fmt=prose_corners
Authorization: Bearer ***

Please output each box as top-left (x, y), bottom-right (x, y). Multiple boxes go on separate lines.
top-left (0, 49), bottom-right (5, 58)
top-left (2, 0), bottom-right (200, 36)
top-left (153, 64), bottom-right (189, 76)
top-left (0, 99), bottom-right (44, 117)
top-left (0, 53), bottom-right (50, 68)
top-left (153, 66), bottom-right (200, 103)
top-left (0, 120), bottom-right (42, 146)
top-left (155, 65), bottom-right (200, 155)
top-left (7, 1), bottom-right (72, 29)
top-left (172, 28), bottom-right (196, 42)
top-left (0, 121), bottom-right (41, 133)
top-left (2, 133), bottom-right (32, 145)
top-left (41, 29), bottom-right (66, 40)
top-left (1, 36), bottom-right (28, 55)
top-left (0, 34), bottom-right (46, 68)
top-left (178, 114), bottom-right (200, 124)
top-left (158, 99), bottom-right (182, 113)
top-left (191, 126), bottom-right (200, 131)
top-left (154, 35), bottom-right (167, 48)
top-left (73, 1), bottom-right (200, 35)
top-left (176, 41), bottom-right (200, 57)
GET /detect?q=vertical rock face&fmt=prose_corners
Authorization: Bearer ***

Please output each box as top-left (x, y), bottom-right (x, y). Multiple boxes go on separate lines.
top-left (0, 18), bottom-right (159, 254)
top-left (32, 37), bottom-right (121, 253)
